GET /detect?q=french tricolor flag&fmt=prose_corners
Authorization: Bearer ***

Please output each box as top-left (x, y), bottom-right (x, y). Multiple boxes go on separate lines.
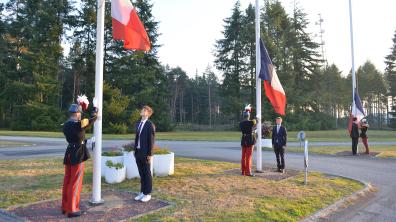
top-left (111, 0), bottom-right (151, 51)
top-left (259, 39), bottom-right (286, 116)
top-left (352, 90), bottom-right (365, 120)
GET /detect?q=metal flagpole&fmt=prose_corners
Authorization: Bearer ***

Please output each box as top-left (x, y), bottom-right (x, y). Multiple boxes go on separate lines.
top-left (349, 0), bottom-right (359, 154)
top-left (255, 0), bottom-right (263, 172)
top-left (349, 0), bottom-right (356, 112)
top-left (90, 0), bottom-right (105, 205)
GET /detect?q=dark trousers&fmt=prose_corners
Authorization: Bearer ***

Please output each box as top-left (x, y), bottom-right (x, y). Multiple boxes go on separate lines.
top-left (362, 137), bottom-right (369, 154)
top-left (273, 145), bottom-right (285, 170)
top-left (135, 153), bottom-right (152, 195)
top-left (352, 137), bottom-right (358, 155)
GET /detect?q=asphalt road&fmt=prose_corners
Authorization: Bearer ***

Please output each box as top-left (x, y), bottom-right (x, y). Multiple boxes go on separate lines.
top-left (1, 136), bottom-right (396, 221)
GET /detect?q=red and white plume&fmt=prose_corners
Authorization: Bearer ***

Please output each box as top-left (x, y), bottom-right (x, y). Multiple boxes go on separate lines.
top-left (77, 95), bottom-right (90, 111)
top-left (244, 104), bottom-right (252, 113)
top-left (111, 0), bottom-right (151, 51)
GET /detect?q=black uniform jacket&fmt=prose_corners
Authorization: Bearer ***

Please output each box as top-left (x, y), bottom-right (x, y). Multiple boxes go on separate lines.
top-left (63, 116), bottom-right (96, 165)
top-left (240, 119), bottom-right (257, 147)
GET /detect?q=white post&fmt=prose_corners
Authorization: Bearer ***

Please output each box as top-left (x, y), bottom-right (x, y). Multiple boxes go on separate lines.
top-left (90, 0), bottom-right (105, 205)
top-left (349, 0), bottom-right (359, 154)
top-left (255, 0), bottom-right (262, 172)
top-left (304, 140), bottom-right (309, 185)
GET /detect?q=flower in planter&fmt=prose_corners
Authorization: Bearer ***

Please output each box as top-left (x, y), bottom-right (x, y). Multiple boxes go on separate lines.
top-left (153, 145), bottom-right (171, 155)
top-left (106, 160), bottom-right (124, 170)
top-left (122, 143), bottom-right (135, 152)
top-left (102, 149), bottom-right (123, 156)
top-left (262, 121), bottom-right (273, 139)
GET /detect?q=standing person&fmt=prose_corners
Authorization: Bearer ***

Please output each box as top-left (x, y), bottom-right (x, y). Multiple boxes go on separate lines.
top-left (360, 119), bottom-right (370, 154)
top-left (272, 117), bottom-right (287, 173)
top-left (62, 104), bottom-right (97, 218)
top-left (239, 109), bottom-right (257, 176)
top-left (134, 106), bottom-right (155, 202)
top-left (350, 117), bottom-right (360, 155)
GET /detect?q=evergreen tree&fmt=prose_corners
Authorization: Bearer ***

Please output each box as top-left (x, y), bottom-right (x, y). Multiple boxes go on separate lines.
top-left (214, 1), bottom-right (245, 120)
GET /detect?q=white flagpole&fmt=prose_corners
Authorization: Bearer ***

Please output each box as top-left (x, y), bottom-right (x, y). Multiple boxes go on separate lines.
top-left (349, 0), bottom-right (356, 113)
top-left (90, 0), bottom-right (105, 205)
top-left (349, 0), bottom-right (359, 154)
top-left (255, 0), bottom-right (263, 172)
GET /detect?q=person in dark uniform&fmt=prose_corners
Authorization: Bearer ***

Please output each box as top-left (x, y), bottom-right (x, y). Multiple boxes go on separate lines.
top-left (350, 117), bottom-right (359, 155)
top-left (360, 119), bottom-right (369, 154)
top-left (62, 104), bottom-right (97, 218)
top-left (134, 106), bottom-right (155, 203)
top-left (272, 117), bottom-right (287, 173)
top-left (239, 110), bottom-right (257, 176)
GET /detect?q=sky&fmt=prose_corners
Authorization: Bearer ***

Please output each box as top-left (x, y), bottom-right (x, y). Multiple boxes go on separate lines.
top-left (151, 0), bottom-right (396, 77)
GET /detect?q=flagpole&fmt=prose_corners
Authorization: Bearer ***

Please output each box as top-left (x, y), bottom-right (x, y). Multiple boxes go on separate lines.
top-left (349, 0), bottom-right (356, 114)
top-left (349, 0), bottom-right (359, 154)
top-left (90, 0), bottom-right (105, 205)
top-left (255, 0), bottom-right (263, 172)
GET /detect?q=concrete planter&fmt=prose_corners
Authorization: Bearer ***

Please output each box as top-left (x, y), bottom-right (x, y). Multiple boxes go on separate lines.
top-left (262, 139), bottom-right (272, 148)
top-left (101, 155), bottom-right (123, 176)
top-left (153, 152), bottom-right (174, 176)
top-left (104, 165), bottom-right (126, 184)
top-left (123, 151), bottom-right (139, 179)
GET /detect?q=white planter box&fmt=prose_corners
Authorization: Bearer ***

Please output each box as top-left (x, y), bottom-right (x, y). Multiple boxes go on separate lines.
top-left (104, 166), bottom-right (126, 184)
top-left (123, 151), bottom-right (139, 179)
top-left (153, 152), bottom-right (174, 176)
top-left (262, 139), bottom-right (272, 148)
top-left (101, 155), bottom-right (123, 176)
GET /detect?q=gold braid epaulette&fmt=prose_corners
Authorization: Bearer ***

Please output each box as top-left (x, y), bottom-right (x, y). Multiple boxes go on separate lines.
top-left (81, 118), bottom-right (89, 128)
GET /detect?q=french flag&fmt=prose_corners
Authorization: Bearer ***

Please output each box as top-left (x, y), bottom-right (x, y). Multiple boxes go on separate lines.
top-left (259, 39), bottom-right (286, 116)
top-left (111, 0), bottom-right (151, 51)
top-left (352, 90), bottom-right (365, 120)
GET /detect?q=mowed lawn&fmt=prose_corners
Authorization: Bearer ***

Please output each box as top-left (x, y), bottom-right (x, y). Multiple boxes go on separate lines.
top-left (0, 129), bottom-right (395, 142)
top-left (0, 157), bottom-right (363, 221)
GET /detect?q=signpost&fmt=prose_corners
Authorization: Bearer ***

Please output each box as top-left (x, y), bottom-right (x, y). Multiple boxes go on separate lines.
top-left (297, 131), bottom-right (305, 150)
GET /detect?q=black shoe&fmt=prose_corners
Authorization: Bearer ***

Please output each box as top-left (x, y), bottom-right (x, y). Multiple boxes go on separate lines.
top-left (62, 210), bottom-right (66, 215)
top-left (67, 211), bottom-right (81, 218)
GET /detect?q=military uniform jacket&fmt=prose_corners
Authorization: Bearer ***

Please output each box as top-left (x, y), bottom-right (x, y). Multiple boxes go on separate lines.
top-left (63, 117), bottom-right (96, 165)
top-left (240, 119), bottom-right (257, 147)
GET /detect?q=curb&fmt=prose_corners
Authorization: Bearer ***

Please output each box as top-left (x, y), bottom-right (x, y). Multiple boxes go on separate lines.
top-left (300, 176), bottom-right (375, 222)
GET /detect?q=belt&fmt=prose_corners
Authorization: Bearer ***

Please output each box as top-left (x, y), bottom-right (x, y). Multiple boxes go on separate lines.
top-left (242, 133), bottom-right (253, 135)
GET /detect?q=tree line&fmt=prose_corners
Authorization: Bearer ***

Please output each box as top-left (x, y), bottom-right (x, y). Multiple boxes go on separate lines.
top-left (0, 0), bottom-right (395, 133)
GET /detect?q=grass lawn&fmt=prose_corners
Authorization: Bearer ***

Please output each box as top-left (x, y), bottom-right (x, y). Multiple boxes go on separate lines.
top-left (0, 129), bottom-right (395, 142)
top-left (0, 157), bottom-right (364, 221)
top-left (263, 145), bottom-right (396, 158)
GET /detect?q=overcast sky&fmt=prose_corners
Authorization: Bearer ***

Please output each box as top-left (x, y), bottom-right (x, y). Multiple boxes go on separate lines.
top-left (152, 0), bottom-right (396, 77)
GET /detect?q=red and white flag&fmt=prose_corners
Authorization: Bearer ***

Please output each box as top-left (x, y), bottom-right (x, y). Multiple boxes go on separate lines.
top-left (258, 39), bottom-right (286, 116)
top-left (111, 0), bottom-right (151, 51)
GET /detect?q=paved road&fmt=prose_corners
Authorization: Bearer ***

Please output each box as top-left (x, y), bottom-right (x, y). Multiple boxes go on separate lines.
top-left (1, 136), bottom-right (396, 221)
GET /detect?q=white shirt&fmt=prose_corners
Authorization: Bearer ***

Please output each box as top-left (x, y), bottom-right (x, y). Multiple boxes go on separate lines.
top-left (137, 118), bottom-right (148, 149)
top-left (276, 124), bottom-right (281, 134)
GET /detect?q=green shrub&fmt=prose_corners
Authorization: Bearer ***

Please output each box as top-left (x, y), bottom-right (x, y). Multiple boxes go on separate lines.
top-left (102, 150), bottom-right (123, 156)
top-left (105, 160), bottom-right (124, 170)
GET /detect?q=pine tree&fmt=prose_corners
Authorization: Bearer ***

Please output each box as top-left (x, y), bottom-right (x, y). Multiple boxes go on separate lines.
top-left (385, 30), bottom-right (396, 107)
top-left (214, 1), bottom-right (245, 120)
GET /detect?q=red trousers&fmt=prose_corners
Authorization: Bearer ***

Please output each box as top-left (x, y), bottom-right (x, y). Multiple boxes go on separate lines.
top-left (241, 146), bottom-right (253, 176)
top-left (362, 137), bottom-right (369, 154)
top-left (62, 162), bottom-right (84, 214)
